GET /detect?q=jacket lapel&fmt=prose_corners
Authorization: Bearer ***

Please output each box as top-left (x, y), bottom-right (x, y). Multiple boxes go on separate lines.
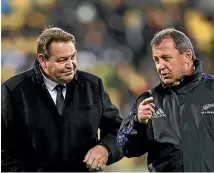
top-left (39, 83), bottom-right (60, 117)
top-left (62, 81), bottom-right (80, 123)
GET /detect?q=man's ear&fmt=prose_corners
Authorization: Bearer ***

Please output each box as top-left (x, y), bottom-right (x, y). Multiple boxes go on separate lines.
top-left (185, 49), bottom-right (193, 64)
top-left (37, 54), bottom-right (47, 69)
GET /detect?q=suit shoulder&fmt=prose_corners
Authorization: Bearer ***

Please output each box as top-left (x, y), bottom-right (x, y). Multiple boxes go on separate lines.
top-left (201, 73), bottom-right (214, 89)
top-left (2, 70), bottom-right (33, 90)
top-left (202, 73), bottom-right (214, 81)
top-left (76, 70), bottom-right (100, 86)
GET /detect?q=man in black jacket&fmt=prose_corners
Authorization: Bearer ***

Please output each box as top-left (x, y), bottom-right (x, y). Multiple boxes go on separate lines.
top-left (117, 28), bottom-right (214, 172)
top-left (1, 26), bottom-right (123, 172)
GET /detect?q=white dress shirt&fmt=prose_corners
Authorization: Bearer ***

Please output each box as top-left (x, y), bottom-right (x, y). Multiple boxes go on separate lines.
top-left (42, 73), bottom-right (66, 105)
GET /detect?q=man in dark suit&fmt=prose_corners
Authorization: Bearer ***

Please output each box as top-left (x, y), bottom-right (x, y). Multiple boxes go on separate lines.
top-left (1, 26), bottom-right (123, 172)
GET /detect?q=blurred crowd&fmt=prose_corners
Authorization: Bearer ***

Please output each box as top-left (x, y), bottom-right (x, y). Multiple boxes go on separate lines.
top-left (2, 0), bottom-right (214, 171)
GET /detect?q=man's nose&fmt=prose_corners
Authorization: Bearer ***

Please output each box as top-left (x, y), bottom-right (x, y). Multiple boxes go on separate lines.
top-left (66, 59), bottom-right (74, 69)
top-left (157, 60), bottom-right (166, 70)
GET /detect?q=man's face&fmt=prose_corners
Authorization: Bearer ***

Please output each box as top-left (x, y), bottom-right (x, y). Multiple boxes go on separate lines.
top-left (152, 37), bottom-right (188, 85)
top-left (40, 41), bottom-right (78, 84)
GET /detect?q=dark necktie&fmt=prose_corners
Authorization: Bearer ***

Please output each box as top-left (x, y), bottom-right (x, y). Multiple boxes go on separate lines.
top-left (55, 85), bottom-right (65, 115)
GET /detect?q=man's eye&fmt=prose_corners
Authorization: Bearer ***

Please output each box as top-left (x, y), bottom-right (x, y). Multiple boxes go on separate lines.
top-left (164, 57), bottom-right (171, 60)
top-left (154, 58), bottom-right (159, 63)
top-left (58, 59), bottom-right (66, 62)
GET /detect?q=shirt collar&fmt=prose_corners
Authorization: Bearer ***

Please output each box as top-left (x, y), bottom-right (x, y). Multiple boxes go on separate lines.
top-left (40, 68), bottom-right (66, 91)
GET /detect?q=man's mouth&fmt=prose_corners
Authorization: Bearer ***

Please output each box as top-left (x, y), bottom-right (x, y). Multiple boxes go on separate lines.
top-left (63, 70), bottom-right (74, 75)
top-left (161, 73), bottom-right (171, 78)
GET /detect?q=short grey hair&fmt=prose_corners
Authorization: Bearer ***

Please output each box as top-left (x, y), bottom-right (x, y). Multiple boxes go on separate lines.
top-left (37, 26), bottom-right (76, 59)
top-left (150, 28), bottom-right (196, 61)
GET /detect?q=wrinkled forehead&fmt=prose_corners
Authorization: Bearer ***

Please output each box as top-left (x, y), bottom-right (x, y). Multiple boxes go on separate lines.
top-left (50, 41), bottom-right (76, 56)
top-left (152, 38), bottom-right (177, 56)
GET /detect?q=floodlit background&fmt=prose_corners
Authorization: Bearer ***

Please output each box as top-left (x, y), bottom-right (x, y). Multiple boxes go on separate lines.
top-left (2, 0), bottom-right (214, 171)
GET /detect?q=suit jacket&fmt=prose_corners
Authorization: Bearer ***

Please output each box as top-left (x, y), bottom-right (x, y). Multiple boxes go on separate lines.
top-left (1, 60), bottom-right (123, 172)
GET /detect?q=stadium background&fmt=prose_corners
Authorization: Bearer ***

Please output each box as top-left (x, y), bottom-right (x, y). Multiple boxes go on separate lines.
top-left (1, 0), bottom-right (214, 171)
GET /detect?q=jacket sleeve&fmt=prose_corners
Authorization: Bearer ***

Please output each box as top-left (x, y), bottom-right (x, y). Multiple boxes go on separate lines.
top-left (116, 94), bottom-right (150, 158)
top-left (1, 84), bottom-right (26, 172)
top-left (97, 78), bottom-right (124, 165)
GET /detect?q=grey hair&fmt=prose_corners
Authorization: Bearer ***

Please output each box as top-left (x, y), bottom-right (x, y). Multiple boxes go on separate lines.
top-left (150, 28), bottom-right (196, 61)
top-left (37, 26), bottom-right (76, 59)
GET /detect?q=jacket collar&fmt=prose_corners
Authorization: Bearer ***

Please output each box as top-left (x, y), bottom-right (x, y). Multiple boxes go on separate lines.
top-left (160, 58), bottom-right (203, 93)
top-left (33, 60), bottom-right (44, 85)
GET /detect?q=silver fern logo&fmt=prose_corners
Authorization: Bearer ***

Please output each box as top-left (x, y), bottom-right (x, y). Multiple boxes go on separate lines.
top-left (201, 103), bottom-right (214, 114)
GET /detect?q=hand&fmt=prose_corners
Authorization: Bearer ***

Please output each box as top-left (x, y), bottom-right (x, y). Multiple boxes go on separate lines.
top-left (83, 145), bottom-right (109, 172)
top-left (138, 97), bottom-right (155, 123)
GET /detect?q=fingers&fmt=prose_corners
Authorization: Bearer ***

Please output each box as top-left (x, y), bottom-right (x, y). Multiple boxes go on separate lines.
top-left (88, 159), bottom-right (105, 172)
top-left (95, 162), bottom-right (105, 172)
top-left (139, 106), bottom-right (155, 114)
top-left (101, 164), bottom-right (106, 170)
top-left (95, 161), bottom-right (105, 172)
top-left (139, 114), bottom-right (152, 120)
top-left (89, 159), bottom-right (99, 171)
top-left (137, 97), bottom-right (155, 123)
top-left (139, 114), bottom-right (151, 124)
top-left (84, 149), bottom-right (95, 170)
top-left (149, 103), bottom-right (155, 109)
top-left (97, 162), bottom-right (103, 169)
top-left (83, 149), bottom-right (91, 163)
top-left (84, 146), bottom-right (108, 171)
top-left (140, 97), bottom-right (153, 105)
top-left (86, 157), bottom-right (95, 169)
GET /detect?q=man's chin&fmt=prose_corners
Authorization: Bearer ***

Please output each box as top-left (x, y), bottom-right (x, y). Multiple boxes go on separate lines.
top-left (63, 77), bottom-right (74, 83)
top-left (58, 76), bottom-right (74, 84)
top-left (162, 79), bottom-right (181, 86)
top-left (162, 79), bottom-right (174, 85)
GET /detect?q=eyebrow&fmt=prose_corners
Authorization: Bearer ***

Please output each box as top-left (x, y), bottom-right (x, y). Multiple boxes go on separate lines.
top-left (58, 51), bottom-right (77, 59)
top-left (161, 55), bottom-right (171, 58)
top-left (72, 51), bottom-right (77, 57)
top-left (153, 55), bottom-right (171, 59)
